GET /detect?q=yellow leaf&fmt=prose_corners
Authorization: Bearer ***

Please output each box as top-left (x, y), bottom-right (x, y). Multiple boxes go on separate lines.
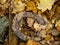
top-left (26, 1), bottom-right (37, 13)
top-left (37, 0), bottom-right (56, 12)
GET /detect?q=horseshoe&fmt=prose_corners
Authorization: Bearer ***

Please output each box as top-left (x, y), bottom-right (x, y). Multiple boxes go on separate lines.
top-left (12, 12), bottom-right (47, 42)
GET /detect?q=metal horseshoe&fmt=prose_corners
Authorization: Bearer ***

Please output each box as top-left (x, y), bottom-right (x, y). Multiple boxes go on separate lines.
top-left (12, 12), bottom-right (47, 42)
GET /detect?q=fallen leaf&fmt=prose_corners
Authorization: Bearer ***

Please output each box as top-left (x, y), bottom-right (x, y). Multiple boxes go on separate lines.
top-left (37, 0), bottom-right (56, 12)
top-left (26, 1), bottom-right (37, 13)
top-left (12, 0), bottom-right (25, 13)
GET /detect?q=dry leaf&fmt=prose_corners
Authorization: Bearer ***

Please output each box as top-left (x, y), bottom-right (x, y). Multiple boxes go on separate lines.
top-left (0, 8), bottom-right (5, 16)
top-left (0, 0), bottom-right (7, 4)
top-left (40, 30), bottom-right (47, 38)
top-left (26, 40), bottom-right (40, 45)
top-left (34, 22), bottom-right (41, 31)
top-left (12, 0), bottom-right (25, 13)
top-left (56, 6), bottom-right (60, 14)
top-left (55, 20), bottom-right (60, 31)
top-left (0, 0), bottom-right (9, 9)
top-left (37, 0), bottom-right (56, 12)
top-left (26, 1), bottom-right (37, 13)
top-left (45, 34), bottom-right (51, 41)
top-left (27, 18), bottom-right (34, 27)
